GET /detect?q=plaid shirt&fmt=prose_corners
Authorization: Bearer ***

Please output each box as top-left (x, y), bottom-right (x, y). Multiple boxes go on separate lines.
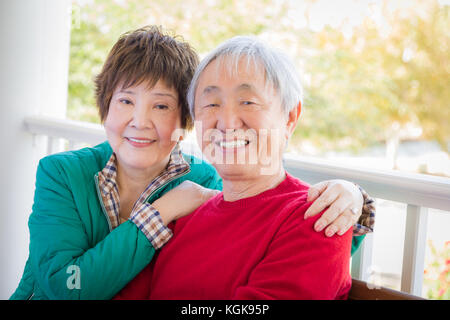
top-left (354, 185), bottom-right (376, 236)
top-left (96, 143), bottom-right (190, 249)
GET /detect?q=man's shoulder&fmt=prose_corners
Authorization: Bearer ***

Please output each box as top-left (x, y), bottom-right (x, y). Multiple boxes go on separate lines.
top-left (273, 173), bottom-right (311, 208)
top-left (268, 173), bottom-right (321, 231)
top-left (276, 175), bottom-right (353, 248)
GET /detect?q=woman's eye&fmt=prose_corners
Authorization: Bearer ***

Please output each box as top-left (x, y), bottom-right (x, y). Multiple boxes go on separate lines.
top-left (119, 99), bottom-right (132, 105)
top-left (242, 101), bottom-right (254, 106)
top-left (155, 104), bottom-right (169, 110)
top-left (205, 103), bottom-right (219, 108)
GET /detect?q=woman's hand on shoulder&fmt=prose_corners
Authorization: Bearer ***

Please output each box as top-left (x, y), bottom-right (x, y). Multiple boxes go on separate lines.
top-left (304, 179), bottom-right (363, 237)
top-left (153, 181), bottom-right (221, 225)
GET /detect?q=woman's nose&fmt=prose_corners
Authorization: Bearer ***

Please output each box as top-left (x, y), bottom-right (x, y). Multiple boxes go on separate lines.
top-left (130, 102), bottom-right (153, 129)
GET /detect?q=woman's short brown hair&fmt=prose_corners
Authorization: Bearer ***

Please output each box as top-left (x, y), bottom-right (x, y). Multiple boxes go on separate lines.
top-left (94, 25), bottom-right (199, 129)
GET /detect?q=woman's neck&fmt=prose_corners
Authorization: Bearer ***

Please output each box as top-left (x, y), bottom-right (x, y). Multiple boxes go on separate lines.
top-left (221, 168), bottom-right (286, 202)
top-left (116, 155), bottom-right (170, 198)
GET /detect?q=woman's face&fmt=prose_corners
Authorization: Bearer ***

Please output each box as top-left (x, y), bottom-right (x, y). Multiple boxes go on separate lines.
top-left (194, 56), bottom-right (298, 179)
top-left (104, 79), bottom-right (181, 172)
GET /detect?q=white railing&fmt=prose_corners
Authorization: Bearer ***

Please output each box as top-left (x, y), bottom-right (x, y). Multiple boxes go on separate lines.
top-left (24, 115), bottom-right (450, 297)
top-left (24, 116), bottom-right (106, 152)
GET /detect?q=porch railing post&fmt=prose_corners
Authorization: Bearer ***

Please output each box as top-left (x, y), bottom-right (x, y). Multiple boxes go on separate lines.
top-left (401, 205), bottom-right (428, 296)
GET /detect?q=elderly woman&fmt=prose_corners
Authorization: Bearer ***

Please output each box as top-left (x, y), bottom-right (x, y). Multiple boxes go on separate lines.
top-left (11, 27), bottom-right (373, 300)
top-left (10, 26), bottom-right (219, 300)
top-left (116, 35), bottom-right (364, 300)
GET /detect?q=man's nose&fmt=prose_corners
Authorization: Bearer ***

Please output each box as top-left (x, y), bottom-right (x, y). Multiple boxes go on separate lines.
top-left (216, 103), bottom-right (243, 132)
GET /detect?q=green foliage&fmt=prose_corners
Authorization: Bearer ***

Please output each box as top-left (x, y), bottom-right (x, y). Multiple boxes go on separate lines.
top-left (68, 0), bottom-right (449, 152)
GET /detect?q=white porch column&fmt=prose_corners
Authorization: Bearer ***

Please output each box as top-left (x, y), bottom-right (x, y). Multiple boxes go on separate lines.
top-left (0, 0), bottom-right (72, 299)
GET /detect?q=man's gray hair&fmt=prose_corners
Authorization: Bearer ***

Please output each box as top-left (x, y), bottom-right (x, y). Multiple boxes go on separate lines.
top-left (187, 35), bottom-right (303, 118)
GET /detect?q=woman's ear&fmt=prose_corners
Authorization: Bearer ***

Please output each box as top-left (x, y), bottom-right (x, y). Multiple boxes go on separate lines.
top-left (285, 101), bottom-right (302, 138)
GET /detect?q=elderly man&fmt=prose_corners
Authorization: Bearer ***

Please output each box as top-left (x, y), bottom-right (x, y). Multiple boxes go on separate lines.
top-left (126, 36), bottom-right (358, 300)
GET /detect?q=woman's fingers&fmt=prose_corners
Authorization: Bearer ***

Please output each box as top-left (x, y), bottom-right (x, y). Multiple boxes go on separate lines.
top-left (313, 197), bottom-right (350, 233)
top-left (307, 181), bottom-right (329, 203)
top-left (304, 183), bottom-right (339, 219)
top-left (305, 179), bottom-right (365, 237)
top-left (325, 208), bottom-right (359, 237)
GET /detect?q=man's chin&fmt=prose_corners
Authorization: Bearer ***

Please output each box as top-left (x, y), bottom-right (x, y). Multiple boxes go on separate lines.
top-left (213, 162), bottom-right (261, 178)
top-left (212, 158), bottom-right (284, 178)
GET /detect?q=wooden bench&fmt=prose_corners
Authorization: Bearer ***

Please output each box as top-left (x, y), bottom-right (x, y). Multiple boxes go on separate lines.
top-left (348, 279), bottom-right (426, 300)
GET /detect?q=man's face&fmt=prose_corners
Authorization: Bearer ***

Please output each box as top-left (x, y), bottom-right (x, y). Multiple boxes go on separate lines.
top-left (194, 56), bottom-right (297, 179)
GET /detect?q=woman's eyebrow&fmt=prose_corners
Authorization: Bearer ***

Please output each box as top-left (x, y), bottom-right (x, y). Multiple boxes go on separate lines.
top-left (118, 89), bottom-right (135, 95)
top-left (152, 92), bottom-right (177, 101)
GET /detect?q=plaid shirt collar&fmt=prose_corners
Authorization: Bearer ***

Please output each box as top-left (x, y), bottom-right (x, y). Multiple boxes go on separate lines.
top-left (97, 143), bottom-right (190, 230)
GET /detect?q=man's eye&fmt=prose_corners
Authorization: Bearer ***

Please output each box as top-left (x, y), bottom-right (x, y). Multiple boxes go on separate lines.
top-left (242, 101), bottom-right (254, 106)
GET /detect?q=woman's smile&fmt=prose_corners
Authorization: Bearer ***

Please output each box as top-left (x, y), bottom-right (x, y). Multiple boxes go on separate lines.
top-left (125, 136), bottom-right (157, 148)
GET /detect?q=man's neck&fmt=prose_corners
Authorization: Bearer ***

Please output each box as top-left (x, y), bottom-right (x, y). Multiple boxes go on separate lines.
top-left (221, 168), bottom-right (286, 202)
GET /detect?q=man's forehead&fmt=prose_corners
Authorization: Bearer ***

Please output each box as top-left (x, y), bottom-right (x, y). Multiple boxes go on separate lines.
top-left (201, 62), bottom-right (266, 88)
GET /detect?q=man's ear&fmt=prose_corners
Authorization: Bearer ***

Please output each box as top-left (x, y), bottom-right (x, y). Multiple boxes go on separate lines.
top-left (286, 101), bottom-right (302, 137)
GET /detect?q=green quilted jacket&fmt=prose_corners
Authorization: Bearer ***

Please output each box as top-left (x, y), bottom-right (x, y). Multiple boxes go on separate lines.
top-left (10, 141), bottom-right (363, 300)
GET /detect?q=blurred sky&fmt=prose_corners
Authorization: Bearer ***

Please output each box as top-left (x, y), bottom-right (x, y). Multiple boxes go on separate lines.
top-left (288, 0), bottom-right (428, 36)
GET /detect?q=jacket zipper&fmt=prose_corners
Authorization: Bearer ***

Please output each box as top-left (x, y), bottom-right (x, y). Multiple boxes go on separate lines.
top-left (95, 168), bottom-right (191, 232)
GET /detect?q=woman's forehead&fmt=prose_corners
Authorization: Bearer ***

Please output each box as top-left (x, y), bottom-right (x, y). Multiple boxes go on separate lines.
top-left (115, 77), bottom-right (176, 94)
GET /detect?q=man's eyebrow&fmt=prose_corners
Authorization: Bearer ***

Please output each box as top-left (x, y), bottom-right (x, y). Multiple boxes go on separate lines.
top-left (236, 83), bottom-right (255, 92)
top-left (202, 85), bottom-right (220, 94)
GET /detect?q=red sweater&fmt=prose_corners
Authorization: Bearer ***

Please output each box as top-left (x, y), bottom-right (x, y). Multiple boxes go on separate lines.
top-left (114, 173), bottom-right (352, 300)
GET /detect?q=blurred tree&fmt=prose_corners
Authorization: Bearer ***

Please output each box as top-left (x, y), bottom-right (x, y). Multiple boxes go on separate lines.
top-left (68, 0), bottom-right (449, 157)
top-left (68, 0), bottom-right (285, 122)
top-left (392, 1), bottom-right (450, 151)
top-left (289, 0), bottom-right (449, 155)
